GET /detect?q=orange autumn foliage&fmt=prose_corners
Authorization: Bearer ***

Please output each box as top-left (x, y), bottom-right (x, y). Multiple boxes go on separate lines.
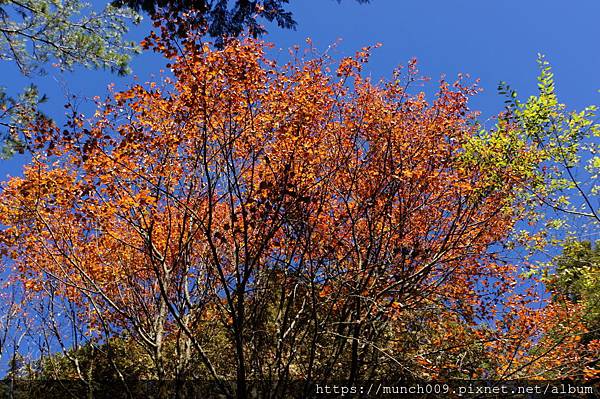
top-left (0, 31), bottom-right (594, 388)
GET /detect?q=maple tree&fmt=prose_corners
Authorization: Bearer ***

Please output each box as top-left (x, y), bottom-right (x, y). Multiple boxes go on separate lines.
top-left (0, 22), bottom-right (596, 397)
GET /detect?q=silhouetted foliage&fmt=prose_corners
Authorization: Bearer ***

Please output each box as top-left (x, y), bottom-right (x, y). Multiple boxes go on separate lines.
top-left (112, 0), bottom-right (370, 45)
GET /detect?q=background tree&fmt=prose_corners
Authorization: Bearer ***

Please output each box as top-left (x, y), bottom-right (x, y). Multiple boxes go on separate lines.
top-left (543, 240), bottom-right (600, 380)
top-left (549, 240), bottom-right (600, 340)
top-left (0, 0), bottom-right (141, 157)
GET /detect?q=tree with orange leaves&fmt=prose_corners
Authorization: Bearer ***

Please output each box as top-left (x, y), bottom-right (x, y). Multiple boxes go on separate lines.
top-left (0, 23), bottom-right (593, 398)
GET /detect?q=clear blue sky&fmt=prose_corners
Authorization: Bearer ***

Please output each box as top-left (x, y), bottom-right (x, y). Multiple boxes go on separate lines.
top-left (2, 0), bottom-right (600, 177)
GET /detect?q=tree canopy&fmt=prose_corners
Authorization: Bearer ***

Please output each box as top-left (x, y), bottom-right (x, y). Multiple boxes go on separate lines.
top-left (0, 21), bottom-right (597, 397)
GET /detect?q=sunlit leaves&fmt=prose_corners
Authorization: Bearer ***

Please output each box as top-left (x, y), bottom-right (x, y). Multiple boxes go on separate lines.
top-left (0, 34), bottom-right (594, 383)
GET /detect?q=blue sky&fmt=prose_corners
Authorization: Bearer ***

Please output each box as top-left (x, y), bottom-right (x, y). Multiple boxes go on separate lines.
top-left (2, 0), bottom-right (600, 178)
top-left (275, 1), bottom-right (600, 112)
